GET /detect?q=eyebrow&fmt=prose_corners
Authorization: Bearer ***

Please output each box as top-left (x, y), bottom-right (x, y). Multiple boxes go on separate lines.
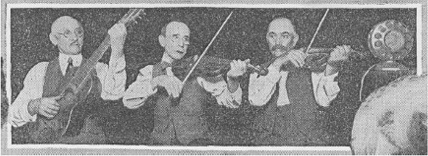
top-left (57, 27), bottom-right (83, 33)
top-left (268, 31), bottom-right (291, 36)
top-left (172, 33), bottom-right (190, 38)
top-left (281, 32), bottom-right (291, 36)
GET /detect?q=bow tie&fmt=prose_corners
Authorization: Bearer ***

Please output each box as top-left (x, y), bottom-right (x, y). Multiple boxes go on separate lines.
top-left (159, 61), bottom-right (172, 70)
top-left (153, 61), bottom-right (172, 78)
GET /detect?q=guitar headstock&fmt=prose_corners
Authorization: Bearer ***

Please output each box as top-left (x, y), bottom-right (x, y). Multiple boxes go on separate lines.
top-left (118, 8), bottom-right (146, 27)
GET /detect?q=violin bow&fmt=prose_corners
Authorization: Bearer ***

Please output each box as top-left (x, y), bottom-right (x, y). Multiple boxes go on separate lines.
top-left (181, 11), bottom-right (234, 84)
top-left (304, 9), bottom-right (330, 54)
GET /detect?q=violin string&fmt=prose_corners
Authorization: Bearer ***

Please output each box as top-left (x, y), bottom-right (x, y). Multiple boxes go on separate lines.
top-left (305, 9), bottom-right (330, 54)
top-left (182, 11), bottom-right (234, 83)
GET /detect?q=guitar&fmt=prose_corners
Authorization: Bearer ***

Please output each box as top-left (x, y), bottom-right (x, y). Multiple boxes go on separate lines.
top-left (29, 9), bottom-right (145, 143)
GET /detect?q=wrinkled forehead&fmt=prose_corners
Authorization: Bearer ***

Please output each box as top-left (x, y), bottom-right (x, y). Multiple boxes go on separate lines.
top-left (51, 16), bottom-right (82, 33)
top-left (165, 21), bottom-right (190, 36)
top-left (267, 18), bottom-right (296, 35)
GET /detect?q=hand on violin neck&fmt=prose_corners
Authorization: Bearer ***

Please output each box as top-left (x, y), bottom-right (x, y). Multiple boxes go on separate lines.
top-left (151, 75), bottom-right (183, 98)
top-left (226, 59), bottom-right (249, 93)
top-left (227, 59), bottom-right (249, 79)
top-left (271, 49), bottom-right (307, 71)
top-left (328, 45), bottom-right (352, 63)
top-left (324, 45), bottom-right (352, 76)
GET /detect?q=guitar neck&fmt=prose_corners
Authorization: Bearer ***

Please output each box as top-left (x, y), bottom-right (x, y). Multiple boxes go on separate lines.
top-left (68, 35), bottom-right (111, 92)
top-left (60, 9), bottom-right (144, 94)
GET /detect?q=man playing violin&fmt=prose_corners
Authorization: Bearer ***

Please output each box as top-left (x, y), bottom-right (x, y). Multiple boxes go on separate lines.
top-left (8, 16), bottom-right (127, 143)
top-left (247, 17), bottom-right (352, 145)
top-left (122, 21), bottom-right (247, 145)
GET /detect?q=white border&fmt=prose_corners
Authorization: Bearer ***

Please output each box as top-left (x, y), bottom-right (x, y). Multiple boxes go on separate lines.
top-left (6, 3), bottom-right (12, 147)
top-left (6, 3), bottom-right (422, 8)
top-left (417, 3), bottom-right (422, 75)
top-left (4, 2), bottom-right (421, 152)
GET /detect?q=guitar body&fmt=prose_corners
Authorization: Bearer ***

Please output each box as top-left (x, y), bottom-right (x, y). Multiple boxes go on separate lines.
top-left (29, 73), bottom-right (97, 143)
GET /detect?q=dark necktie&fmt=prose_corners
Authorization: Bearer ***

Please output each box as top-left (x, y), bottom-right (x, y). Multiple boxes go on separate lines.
top-left (65, 57), bottom-right (76, 77)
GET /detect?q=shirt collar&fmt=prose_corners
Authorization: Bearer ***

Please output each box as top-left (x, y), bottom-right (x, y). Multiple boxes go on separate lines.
top-left (59, 53), bottom-right (83, 75)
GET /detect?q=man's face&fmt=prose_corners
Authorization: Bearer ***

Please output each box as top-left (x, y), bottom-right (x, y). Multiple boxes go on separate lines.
top-left (266, 18), bottom-right (297, 57)
top-left (160, 22), bottom-right (190, 60)
top-left (50, 16), bottom-right (84, 55)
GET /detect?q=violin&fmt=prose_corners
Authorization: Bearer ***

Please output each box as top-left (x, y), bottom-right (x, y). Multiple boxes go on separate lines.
top-left (172, 55), bottom-right (268, 81)
top-left (263, 47), bottom-right (362, 73)
top-left (276, 47), bottom-right (360, 72)
top-left (173, 11), bottom-right (270, 84)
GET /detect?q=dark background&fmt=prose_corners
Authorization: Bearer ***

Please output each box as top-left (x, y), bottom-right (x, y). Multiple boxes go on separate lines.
top-left (10, 8), bottom-right (416, 145)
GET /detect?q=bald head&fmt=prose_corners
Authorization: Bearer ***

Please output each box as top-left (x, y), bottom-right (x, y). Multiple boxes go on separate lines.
top-left (266, 17), bottom-right (299, 57)
top-left (160, 21), bottom-right (189, 36)
top-left (51, 16), bottom-right (82, 34)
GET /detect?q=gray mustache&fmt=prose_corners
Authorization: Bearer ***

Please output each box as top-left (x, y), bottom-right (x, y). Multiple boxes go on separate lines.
top-left (271, 44), bottom-right (288, 51)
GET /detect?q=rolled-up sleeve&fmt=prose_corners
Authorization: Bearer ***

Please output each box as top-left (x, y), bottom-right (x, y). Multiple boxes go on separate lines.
top-left (96, 56), bottom-right (126, 100)
top-left (248, 65), bottom-right (281, 106)
top-left (122, 65), bottom-right (157, 109)
top-left (312, 72), bottom-right (340, 107)
top-left (197, 76), bottom-right (242, 108)
top-left (8, 62), bottom-right (47, 127)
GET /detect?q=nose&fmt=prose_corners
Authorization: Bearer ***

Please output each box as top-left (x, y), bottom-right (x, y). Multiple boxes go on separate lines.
top-left (177, 38), bottom-right (185, 47)
top-left (68, 33), bottom-right (79, 42)
top-left (274, 36), bottom-right (283, 45)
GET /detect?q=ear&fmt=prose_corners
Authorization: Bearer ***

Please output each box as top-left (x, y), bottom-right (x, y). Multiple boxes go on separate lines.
top-left (265, 33), bottom-right (270, 44)
top-left (158, 35), bottom-right (165, 47)
top-left (49, 33), bottom-right (58, 46)
top-left (291, 33), bottom-right (299, 48)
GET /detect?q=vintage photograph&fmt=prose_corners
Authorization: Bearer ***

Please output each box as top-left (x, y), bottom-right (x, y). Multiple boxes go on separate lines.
top-left (1, 1), bottom-right (427, 155)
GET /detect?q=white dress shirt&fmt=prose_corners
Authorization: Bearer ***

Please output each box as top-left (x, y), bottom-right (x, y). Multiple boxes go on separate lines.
top-left (122, 57), bottom-right (242, 109)
top-left (248, 65), bottom-right (340, 107)
top-left (8, 53), bottom-right (126, 127)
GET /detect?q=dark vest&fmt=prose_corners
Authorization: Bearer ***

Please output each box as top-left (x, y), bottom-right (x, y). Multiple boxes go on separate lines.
top-left (150, 62), bottom-right (210, 145)
top-left (43, 58), bottom-right (100, 98)
top-left (40, 58), bottom-right (101, 140)
top-left (253, 68), bottom-right (330, 145)
top-left (14, 58), bottom-right (102, 144)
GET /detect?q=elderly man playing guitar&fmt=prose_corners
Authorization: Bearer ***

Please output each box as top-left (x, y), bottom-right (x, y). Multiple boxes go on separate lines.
top-left (8, 15), bottom-right (127, 144)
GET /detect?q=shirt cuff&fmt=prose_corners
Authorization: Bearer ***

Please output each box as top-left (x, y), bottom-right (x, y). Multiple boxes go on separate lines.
top-left (22, 100), bottom-right (37, 122)
top-left (111, 56), bottom-right (126, 73)
top-left (125, 83), bottom-right (158, 100)
top-left (321, 72), bottom-right (340, 96)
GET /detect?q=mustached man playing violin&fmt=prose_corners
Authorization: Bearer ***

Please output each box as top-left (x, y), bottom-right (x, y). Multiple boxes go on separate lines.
top-left (244, 17), bottom-right (352, 146)
top-left (8, 16), bottom-right (127, 144)
top-left (122, 21), bottom-right (246, 145)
